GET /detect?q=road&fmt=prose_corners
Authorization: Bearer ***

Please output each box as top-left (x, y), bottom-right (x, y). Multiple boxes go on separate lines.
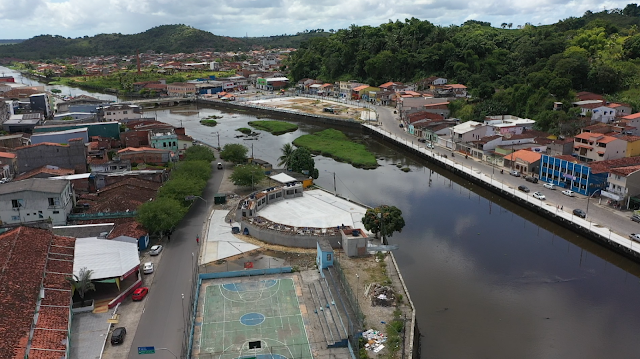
top-left (372, 102), bottom-right (640, 239)
top-left (128, 161), bottom-right (224, 359)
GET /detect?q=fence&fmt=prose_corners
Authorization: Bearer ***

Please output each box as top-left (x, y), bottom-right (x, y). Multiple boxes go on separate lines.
top-left (332, 258), bottom-right (365, 354)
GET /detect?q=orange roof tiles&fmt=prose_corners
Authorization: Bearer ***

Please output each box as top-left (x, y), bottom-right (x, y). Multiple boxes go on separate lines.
top-left (14, 166), bottom-right (74, 181)
top-left (503, 149), bottom-right (542, 163)
top-left (352, 85), bottom-right (369, 91)
top-left (0, 151), bottom-right (16, 159)
top-left (623, 113), bottom-right (640, 120)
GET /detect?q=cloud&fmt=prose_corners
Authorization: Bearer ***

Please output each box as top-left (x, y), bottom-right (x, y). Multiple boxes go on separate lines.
top-left (0, 0), bottom-right (633, 39)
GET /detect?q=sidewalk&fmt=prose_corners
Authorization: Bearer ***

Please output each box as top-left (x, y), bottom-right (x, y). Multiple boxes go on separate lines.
top-left (199, 209), bottom-right (259, 265)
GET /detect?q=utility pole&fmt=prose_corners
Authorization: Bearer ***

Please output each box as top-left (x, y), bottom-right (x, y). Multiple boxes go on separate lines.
top-left (251, 143), bottom-right (254, 158)
top-left (334, 172), bottom-right (336, 195)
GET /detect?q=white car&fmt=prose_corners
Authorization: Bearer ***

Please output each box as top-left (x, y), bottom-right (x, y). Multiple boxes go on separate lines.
top-left (426, 143), bottom-right (434, 149)
top-left (630, 233), bottom-right (640, 243)
top-left (533, 192), bottom-right (546, 200)
top-left (149, 245), bottom-right (163, 256)
top-left (543, 183), bottom-right (555, 190)
top-left (143, 262), bottom-right (154, 274)
top-left (562, 190), bottom-right (575, 197)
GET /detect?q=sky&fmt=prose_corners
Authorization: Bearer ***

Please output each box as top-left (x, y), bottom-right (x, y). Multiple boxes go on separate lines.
top-left (0, 0), bottom-right (634, 39)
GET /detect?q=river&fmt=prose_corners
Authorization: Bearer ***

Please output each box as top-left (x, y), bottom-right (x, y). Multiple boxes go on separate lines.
top-left (6, 67), bottom-right (640, 358)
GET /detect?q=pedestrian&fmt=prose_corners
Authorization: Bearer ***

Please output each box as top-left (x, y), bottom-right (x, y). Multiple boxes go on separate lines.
top-left (196, 235), bottom-right (200, 244)
top-left (561, 205), bottom-right (563, 210)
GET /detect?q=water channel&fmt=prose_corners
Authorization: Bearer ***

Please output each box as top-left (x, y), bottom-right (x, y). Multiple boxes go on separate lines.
top-left (5, 66), bottom-right (640, 358)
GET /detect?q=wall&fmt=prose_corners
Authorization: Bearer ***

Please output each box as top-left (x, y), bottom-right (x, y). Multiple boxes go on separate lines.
top-left (17, 140), bottom-right (87, 173)
top-left (31, 129), bottom-right (89, 145)
top-left (34, 122), bottom-right (121, 139)
top-left (240, 221), bottom-right (341, 248)
top-left (0, 183), bottom-right (73, 225)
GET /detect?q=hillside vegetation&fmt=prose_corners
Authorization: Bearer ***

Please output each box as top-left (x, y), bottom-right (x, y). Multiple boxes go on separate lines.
top-left (286, 5), bottom-right (640, 135)
top-left (0, 25), bottom-right (329, 60)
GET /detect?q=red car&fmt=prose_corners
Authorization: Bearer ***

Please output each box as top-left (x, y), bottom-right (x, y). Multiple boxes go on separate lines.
top-left (132, 287), bottom-right (149, 301)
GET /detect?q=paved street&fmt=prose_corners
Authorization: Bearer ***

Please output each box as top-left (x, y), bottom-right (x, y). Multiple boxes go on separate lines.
top-left (371, 102), bottom-right (640, 239)
top-left (127, 162), bottom-right (224, 359)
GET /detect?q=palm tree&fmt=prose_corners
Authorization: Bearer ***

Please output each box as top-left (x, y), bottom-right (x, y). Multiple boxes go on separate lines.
top-left (67, 267), bottom-right (96, 307)
top-left (278, 143), bottom-right (295, 169)
top-left (501, 23), bottom-right (508, 29)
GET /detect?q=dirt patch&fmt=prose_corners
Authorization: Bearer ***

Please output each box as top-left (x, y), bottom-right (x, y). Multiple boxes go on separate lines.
top-left (255, 98), bottom-right (374, 121)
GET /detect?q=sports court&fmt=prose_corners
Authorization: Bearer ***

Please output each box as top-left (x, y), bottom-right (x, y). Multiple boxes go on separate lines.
top-left (197, 278), bottom-right (312, 359)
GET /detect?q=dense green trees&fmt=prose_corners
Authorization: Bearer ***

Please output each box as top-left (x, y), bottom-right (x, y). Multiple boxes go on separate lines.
top-left (184, 145), bottom-right (215, 162)
top-left (362, 205), bottom-right (406, 245)
top-left (220, 144), bottom-right (248, 164)
top-left (287, 8), bottom-right (640, 134)
top-left (230, 164), bottom-right (266, 188)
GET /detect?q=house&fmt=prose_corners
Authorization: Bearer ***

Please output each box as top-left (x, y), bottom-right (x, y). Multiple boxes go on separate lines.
top-left (539, 155), bottom-right (608, 195)
top-left (0, 226), bottom-right (75, 359)
top-left (423, 102), bottom-right (450, 118)
top-left (592, 157), bottom-right (640, 209)
top-left (30, 127), bottom-right (89, 145)
top-left (256, 77), bottom-right (289, 90)
top-left (29, 93), bottom-right (52, 118)
top-left (89, 169), bottom-right (168, 191)
top-left (545, 137), bottom-right (575, 156)
top-left (338, 81), bottom-right (366, 98)
top-left (417, 76), bottom-right (447, 90)
top-left (101, 104), bottom-right (142, 122)
top-left (3, 113), bottom-right (44, 133)
top-left (397, 97), bottom-right (446, 120)
top-left (503, 149), bottom-right (542, 175)
top-left (14, 166), bottom-right (75, 181)
top-left (89, 159), bottom-right (131, 173)
top-left (0, 178), bottom-right (74, 225)
top-left (437, 84), bottom-right (467, 97)
top-left (117, 147), bottom-right (173, 165)
top-left (149, 128), bottom-right (179, 155)
top-left (17, 139), bottom-right (87, 174)
top-left (484, 115), bottom-right (536, 136)
top-left (79, 178), bottom-right (161, 215)
top-left (34, 122), bottom-right (121, 139)
top-left (167, 82), bottom-right (196, 97)
top-left (449, 121), bottom-right (488, 145)
top-left (0, 151), bottom-right (17, 178)
top-left (573, 132), bottom-right (627, 162)
top-left (0, 133), bottom-right (30, 150)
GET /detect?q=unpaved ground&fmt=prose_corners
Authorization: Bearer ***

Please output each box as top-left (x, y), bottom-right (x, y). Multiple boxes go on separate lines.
top-left (253, 97), bottom-right (374, 120)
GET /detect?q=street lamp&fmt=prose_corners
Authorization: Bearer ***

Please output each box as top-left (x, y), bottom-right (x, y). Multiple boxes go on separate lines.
top-left (185, 195), bottom-right (208, 207)
top-left (586, 189), bottom-right (602, 216)
top-left (355, 273), bottom-right (359, 307)
top-left (157, 348), bottom-right (178, 359)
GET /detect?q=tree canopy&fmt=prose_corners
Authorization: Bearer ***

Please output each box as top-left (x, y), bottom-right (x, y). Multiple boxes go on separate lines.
top-left (220, 143), bottom-right (249, 164)
top-left (362, 205), bottom-right (406, 244)
top-left (184, 145), bottom-right (215, 162)
top-left (289, 147), bottom-right (319, 179)
top-left (230, 164), bottom-right (266, 188)
top-left (137, 197), bottom-right (188, 234)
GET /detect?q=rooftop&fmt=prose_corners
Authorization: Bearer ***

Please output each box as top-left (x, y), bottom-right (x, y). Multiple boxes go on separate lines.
top-left (73, 237), bottom-right (139, 280)
top-left (0, 178), bottom-right (69, 195)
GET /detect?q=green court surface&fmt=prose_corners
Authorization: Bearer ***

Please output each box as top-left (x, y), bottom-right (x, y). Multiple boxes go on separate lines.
top-left (200, 278), bottom-right (312, 359)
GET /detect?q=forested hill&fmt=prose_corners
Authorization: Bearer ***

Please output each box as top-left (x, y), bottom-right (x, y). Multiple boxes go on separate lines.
top-left (0, 25), bottom-right (329, 60)
top-left (286, 5), bottom-right (640, 134)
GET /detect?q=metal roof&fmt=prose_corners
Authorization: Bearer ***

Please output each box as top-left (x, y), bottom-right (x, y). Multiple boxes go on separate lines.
top-left (0, 178), bottom-right (68, 195)
top-left (73, 237), bottom-right (140, 280)
top-left (270, 173), bottom-right (297, 183)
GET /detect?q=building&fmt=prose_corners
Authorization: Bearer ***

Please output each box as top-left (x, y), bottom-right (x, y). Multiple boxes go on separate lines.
top-left (117, 147), bottom-right (173, 165)
top-left (167, 82), bottom-right (196, 97)
top-left (0, 226), bottom-right (75, 359)
top-left (449, 121), bottom-right (488, 146)
top-left (56, 95), bottom-right (107, 113)
top-left (17, 139), bottom-right (87, 174)
top-left (484, 115), bottom-right (536, 136)
top-left (591, 157), bottom-right (640, 209)
top-left (14, 166), bottom-right (75, 181)
top-left (101, 104), bottom-right (142, 122)
top-left (3, 112), bottom-right (44, 133)
top-left (573, 132), bottom-right (627, 162)
top-left (29, 93), bottom-right (52, 118)
top-left (503, 149), bottom-right (542, 175)
top-left (256, 77), bottom-right (290, 90)
top-left (0, 178), bottom-right (74, 225)
top-left (34, 122), bottom-right (121, 139)
top-left (30, 127), bottom-right (89, 145)
top-left (149, 128), bottom-right (179, 155)
top-left (539, 155), bottom-right (608, 195)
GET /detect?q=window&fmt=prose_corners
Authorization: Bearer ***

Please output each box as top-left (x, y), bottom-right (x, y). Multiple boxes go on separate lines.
top-left (327, 254), bottom-right (332, 261)
top-left (123, 111), bottom-right (128, 114)
top-left (11, 216), bottom-right (19, 221)
top-left (38, 211), bottom-right (43, 219)
top-left (48, 197), bottom-right (60, 207)
top-left (11, 199), bottom-right (23, 208)
top-left (53, 210), bottom-right (59, 214)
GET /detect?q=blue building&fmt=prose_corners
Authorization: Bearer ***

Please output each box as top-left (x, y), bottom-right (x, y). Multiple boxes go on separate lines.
top-left (539, 154), bottom-right (608, 196)
top-left (316, 239), bottom-right (334, 277)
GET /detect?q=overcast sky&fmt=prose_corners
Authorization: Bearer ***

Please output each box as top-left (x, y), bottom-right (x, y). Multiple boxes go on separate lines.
top-left (0, 0), bottom-right (632, 39)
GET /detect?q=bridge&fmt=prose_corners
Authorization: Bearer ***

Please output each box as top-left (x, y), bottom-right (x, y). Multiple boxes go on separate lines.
top-left (124, 96), bottom-right (195, 108)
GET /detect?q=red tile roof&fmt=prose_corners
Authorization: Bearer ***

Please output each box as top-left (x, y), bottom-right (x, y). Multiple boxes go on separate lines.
top-left (0, 227), bottom-right (74, 359)
top-left (107, 220), bottom-right (148, 239)
top-left (622, 113), bottom-right (640, 120)
top-left (14, 166), bottom-right (75, 181)
top-left (0, 151), bottom-right (16, 159)
top-left (16, 142), bottom-right (69, 150)
top-left (503, 149), bottom-right (542, 164)
top-left (589, 156), bottom-right (640, 174)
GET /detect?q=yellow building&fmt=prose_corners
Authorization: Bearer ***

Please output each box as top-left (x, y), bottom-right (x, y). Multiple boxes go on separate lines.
top-left (624, 135), bottom-right (640, 157)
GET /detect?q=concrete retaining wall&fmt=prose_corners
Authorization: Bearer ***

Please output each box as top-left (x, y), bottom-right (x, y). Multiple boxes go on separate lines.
top-left (240, 220), bottom-right (341, 248)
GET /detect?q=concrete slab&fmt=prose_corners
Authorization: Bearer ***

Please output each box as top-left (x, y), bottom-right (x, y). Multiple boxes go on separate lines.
top-left (200, 209), bottom-right (259, 265)
top-left (69, 311), bottom-right (111, 359)
top-left (259, 189), bottom-right (368, 229)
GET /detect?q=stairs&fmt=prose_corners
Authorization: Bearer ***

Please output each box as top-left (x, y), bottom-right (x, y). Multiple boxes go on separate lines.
top-left (308, 275), bottom-right (349, 348)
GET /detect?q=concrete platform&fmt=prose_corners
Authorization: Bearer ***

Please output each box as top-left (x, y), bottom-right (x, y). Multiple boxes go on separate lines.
top-left (200, 209), bottom-right (259, 265)
top-left (258, 189), bottom-right (368, 229)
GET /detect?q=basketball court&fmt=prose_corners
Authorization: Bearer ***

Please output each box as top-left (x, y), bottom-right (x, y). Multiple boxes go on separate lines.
top-left (196, 278), bottom-right (312, 359)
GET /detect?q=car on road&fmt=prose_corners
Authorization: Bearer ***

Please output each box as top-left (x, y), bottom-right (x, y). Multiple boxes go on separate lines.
top-left (142, 262), bottom-right (154, 274)
top-left (399, 123), bottom-right (404, 128)
top-left (543, 183), bottom-right (556, 190)
top-left (562, 190), bottom-right (575, 197)
top-left (632, 214), bottom-right (640, 223)
top-left (509, 170), bottom-right (521, 177)
top-left (426, 143), bottom-right (434, 149)
top-left (518, 185), bottom-right (530, 193)
top-left (418, 138), bottom-right (426, 143)
top-left (533, 192), bottom-right (546, 200)
top-left (630, 233), bottom-right (640, 242)
top-left (110, 327), bottom-right (126, 345)
top-left (217, 162), bottom-right (223, 169)
top-left (149, 245), bottom-right (163, 256)
top-left (132, 287), bottom-right (149, 301)
top-left (524, 175), bottom-right (538, 183)
top-left (573, 209), bottom-right (587, 218)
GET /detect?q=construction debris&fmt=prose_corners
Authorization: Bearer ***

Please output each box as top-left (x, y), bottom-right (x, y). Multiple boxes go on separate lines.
top-left (369, 283), bottom-right (396, 307)
top-left (362, 329), bottom-right (387, 353)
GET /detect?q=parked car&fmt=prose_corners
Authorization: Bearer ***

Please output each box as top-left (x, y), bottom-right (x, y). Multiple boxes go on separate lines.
top-left (509, 170), bottom-right (521, 177)
top-left (149, 245), bottom-right (163, 256)
top-left (217, 162), bottom-right (223, 169)
top-left (573, 209), bottom-right (587, 218)
top-left (562, 190), bottom-right (575, 197)
top-left (518, 185), bottom-right (530, 193)
top-left (533, 192), bottom-right (546, 200)
top-left (399, 123), bottom-right (404, 128)
top-left (543, 183), bottom-right (556, 190)
top-left (418, 138), bottom-right (426, 143)
top-left (132, 287), bottom-right (149, 301)
top-left (426, 143), bottom-right (434, 149)
top-left (142, 262), bottom-right (154, 274)
top-left (630, 233), bottom-right (640, 242)
top-left (110, 327), bottom-right (127, 345)
top-left (524, 175), bottom-right (538, 184)
top-left (631, 214), bottom-right (640, 223)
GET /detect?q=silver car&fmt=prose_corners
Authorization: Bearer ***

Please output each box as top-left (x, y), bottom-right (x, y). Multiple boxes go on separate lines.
top-left (533, 192), bottom-right (546, 200)
top-left (142, 262), bottom-right (154, 274)
top-left (562, 190), bottom-right (575, 197)
top-left (149, 245), bottom-right (163, 256)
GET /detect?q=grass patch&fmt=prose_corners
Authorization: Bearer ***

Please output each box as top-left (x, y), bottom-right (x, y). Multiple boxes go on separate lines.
top-left (200, 119), bottom-right (217, 127)
top-left (236, 127), bottom-right (252, 134)
top-left (248, 120), bottom-right (298, 135)
top-left (293, 129), bottom-right (378, 169)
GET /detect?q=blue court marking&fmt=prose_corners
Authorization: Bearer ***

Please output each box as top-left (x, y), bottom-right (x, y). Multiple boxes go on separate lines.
top-left (240, 312), bottom-right (265, 326)
top-left (239, 355), bottom-right (287, 359)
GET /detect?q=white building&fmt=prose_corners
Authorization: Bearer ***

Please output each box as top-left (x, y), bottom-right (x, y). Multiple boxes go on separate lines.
top-left (449, 121), bottom-right (489, 143)
top-left (101, 104), bottom-right (142, 122)
top-left (0, 178), bottom-right (74, 225)
top-left (484, 115), bottom-right (536, 136)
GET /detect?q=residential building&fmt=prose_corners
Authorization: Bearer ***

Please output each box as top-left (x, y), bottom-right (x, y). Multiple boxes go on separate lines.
top-left (57, 95), bottom-right (109, 113)
top-left (503, 149), bottom-right (542, 175)
top-left (423, 102), bottom-right (450, 118)
top-left (450, 121), bottom-right (488, 144)
top-left (484, 115), bottom-right (536, 136)
top-left (0, 178), bottom-right (74, 225)
top-left (573, 132), bottom-right (627, 162)
top-left (167, 82), bottom-right (197, 96)
top-left (89, 159), bottom-right (131, 173)
top-left (34, 122), bottom-right (121, 139)
top-left (101, 104), bottom-right (142, 122)
top-left (29, 93), bottom-right (52, 118)
top-left (149, 128), bottom-right (179, 155)
top-left (14, 166), bottom-right (75, 181)
top-left (338, 81), bottom-right (366, 98)
top-left (0, 151), bottom-right (17, 178)
top-left (0, 133), bottom-right (30, 150)
top-left (539, 155), bottom-right (608, 195)
top-left (3, 113), bottom-right (44, 133)
top-left (591, 157), bottom-right (640, 209)
top-left (117, 147), bottom-right (173, 165)
top-left (0, 227), bottom-right (75, 359)
top-left (545, 137), bottom-right (575, 156)
top-left (30, 127), bottom-right (89, 145)
top-left (16, 139), bottom-right (88, 174)
top-left (256, 77), bottom-right (289, 90)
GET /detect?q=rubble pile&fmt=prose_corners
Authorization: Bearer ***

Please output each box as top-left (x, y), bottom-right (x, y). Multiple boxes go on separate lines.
top-left (362, 329), bottom-right (387, 353)
top-left (369, 283), bottom-right (396, 307)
